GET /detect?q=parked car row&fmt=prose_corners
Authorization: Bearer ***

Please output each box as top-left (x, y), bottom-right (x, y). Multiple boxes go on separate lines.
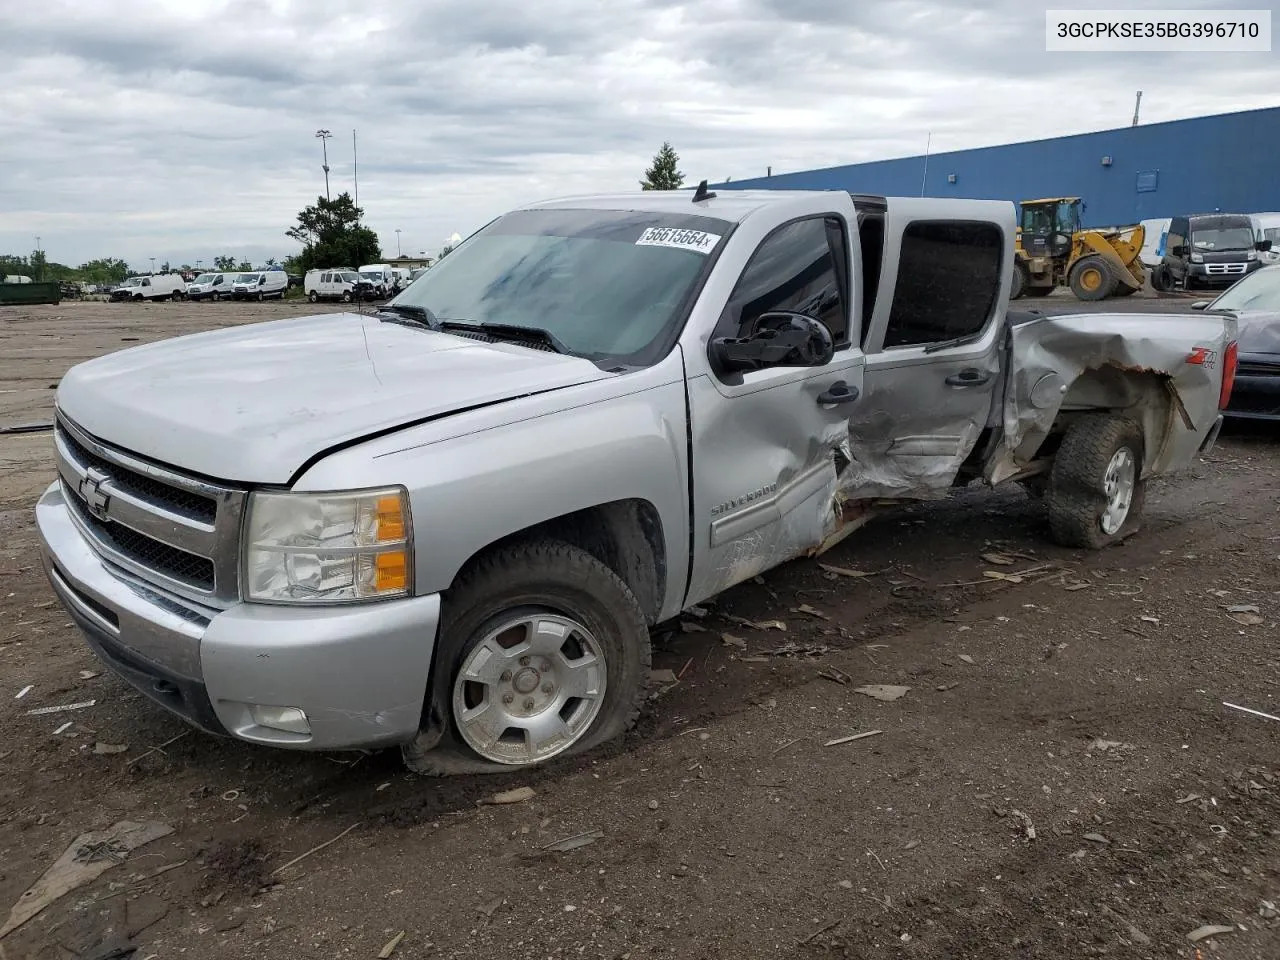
top-left (303, 264), bottom-right (418, 303)
top-left (1137, 212), bottom-right (1278, 289)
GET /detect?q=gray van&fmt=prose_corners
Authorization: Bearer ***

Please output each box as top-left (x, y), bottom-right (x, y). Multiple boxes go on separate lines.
top-left (1153, 213), bottom-right (1271, 291)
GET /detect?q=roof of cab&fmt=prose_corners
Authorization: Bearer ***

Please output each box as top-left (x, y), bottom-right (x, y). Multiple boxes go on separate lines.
top-left (520, 189), bottom-right (834, 224)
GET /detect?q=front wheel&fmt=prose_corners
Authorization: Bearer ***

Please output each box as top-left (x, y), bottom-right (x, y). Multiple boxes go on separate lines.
top-left (308, 291), bottom-right (318, 303)
top-left (1068, 256), bottom-right (1117, 301)
top-left (256, 291), bottom-right (264, 302)
top-left (211, 292), bottom-right (221, 302)
top-left (402, 541), bottom-right (651, 775)
top-left (341, 290), bottom-right (352, 303)
top-left (1045, 414), bottom-right (1146, 549)
top-left (1011, 261), bottom-right (1028, 299)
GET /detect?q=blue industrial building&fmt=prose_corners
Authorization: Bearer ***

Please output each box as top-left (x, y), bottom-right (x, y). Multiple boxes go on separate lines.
top-left (712, 106), bottom-right (1280, 228)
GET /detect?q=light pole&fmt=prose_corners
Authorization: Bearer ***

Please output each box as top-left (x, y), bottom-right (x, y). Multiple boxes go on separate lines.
top-left (149, 257), bottom-right (156, 274)
top-left (395, 228), bottom-right (402, 258)
top-left (315, 129), bottom-right (333, 200)
top-left (196, 259), bottom-right (202, 270)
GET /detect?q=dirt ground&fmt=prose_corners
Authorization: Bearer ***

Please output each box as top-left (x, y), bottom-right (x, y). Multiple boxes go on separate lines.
top-left (1, 300), bottom-right (1278, 960)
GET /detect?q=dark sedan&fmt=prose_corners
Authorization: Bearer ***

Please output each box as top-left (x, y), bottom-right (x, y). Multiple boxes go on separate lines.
top-left (1194, 266), bottom-right (1280, 420)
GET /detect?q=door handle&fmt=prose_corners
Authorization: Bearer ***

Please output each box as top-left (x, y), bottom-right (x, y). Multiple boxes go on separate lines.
top-left (817, 380), bottom-right (860, 405)
top-left (945, 368), bottom-right (992, 387)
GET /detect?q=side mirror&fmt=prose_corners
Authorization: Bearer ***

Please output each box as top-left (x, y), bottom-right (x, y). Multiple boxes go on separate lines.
top-left (711, 312), bottom-right (835, 373)
top-left (1190, 301), bottom-right (1210, 311)
top-left (1257, 239), bottom-right (1273, 252)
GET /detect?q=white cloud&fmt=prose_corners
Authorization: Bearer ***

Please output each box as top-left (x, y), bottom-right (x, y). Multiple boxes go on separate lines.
top-left (0, 0), bottom-right (1276, 269)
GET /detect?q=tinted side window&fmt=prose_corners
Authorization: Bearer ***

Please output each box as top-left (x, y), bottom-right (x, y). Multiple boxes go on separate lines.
top-left (883, 220), bottom-right (1003, 348)
top-left (720, 217), bottom-right (848, 344)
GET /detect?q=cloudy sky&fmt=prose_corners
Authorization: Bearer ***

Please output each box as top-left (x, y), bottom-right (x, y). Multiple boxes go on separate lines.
top-left (1, 0), bottom-right (1276, 271)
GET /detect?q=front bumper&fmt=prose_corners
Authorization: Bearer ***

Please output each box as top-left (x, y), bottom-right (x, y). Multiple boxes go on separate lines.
top-left (36, 481), bottom-right (440, 751)
top-left (1187, 260), bottom-right (1264, 287)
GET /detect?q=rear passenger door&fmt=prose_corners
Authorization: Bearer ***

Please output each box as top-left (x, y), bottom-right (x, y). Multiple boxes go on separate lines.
top-left (848, 200), bottom-right (1013, 498)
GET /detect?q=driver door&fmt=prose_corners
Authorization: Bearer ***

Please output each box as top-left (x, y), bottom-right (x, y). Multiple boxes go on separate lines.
top-left (685, 214), bottom-right (866, 605)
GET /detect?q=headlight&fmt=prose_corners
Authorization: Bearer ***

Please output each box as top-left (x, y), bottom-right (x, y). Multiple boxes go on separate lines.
top-left (1190, 253), bottom-right (1205, 263)
top-left (243, 487), bottom-right (412, 603)
top-left (1247, 250), bottom-right (1258, 261)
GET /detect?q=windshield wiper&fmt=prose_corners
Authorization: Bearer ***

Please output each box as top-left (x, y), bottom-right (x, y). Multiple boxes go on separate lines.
top-left (377, 303), bottom-right (440, 329)
top-left (438, 320), bottom-right (570, 355)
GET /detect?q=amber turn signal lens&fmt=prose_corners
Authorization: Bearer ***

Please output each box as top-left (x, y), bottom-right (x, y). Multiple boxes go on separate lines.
top-left (375, 550), bottom-right (408, 592)
top-left (375, 495), bottom-right (406, 542)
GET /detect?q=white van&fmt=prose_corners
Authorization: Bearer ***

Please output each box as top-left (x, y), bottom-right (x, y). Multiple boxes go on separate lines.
top-left (186, 272), bottom-right (237, 301)
top-left (304, 268), bottom-right (361, 303)
top-left (1252, 212), bottom-right (1280, 266)
top-left (391, 267), bottom-right (412, 291)
top-left (358, 263), bottom-right (395, 298)
top-left (110, 274), bottom-right (187, 302)
top-left (231, 268), bottom-right (288, 301)
top-left (1138, 217), bottom-right (1171, 268)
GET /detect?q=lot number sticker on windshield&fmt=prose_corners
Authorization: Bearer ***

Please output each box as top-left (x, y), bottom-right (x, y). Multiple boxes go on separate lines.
top-left (635, 227), bottom-right (721, 254)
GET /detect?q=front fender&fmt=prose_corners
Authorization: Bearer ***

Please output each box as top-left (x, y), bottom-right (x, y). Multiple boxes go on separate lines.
top-left (291, 351), bottom-right (691, 619)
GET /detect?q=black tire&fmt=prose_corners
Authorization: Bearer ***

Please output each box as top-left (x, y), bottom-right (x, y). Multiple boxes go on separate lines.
top-left (1026, 285), bottom-right (1056, 298)
top-left (211, 292), bottom-right (221, 302)
top-left (1149, 265), bottom-right (1169, 292)
top-left (1112, 277), bottom-right (1139, 296)
top-left (341, 290), bottom-right (352, 303)
top-left (402, 540), bottom-right (652, 775)
top-left (308, 291), bottom-right (318, 303)
top-left (172, 290), bottom-right (184, 302)
top-left (1045, 414), bottom-right (1146, 549)
top-left (1011, 261), bottom-right (1028, 299)
top-left (256, 291), bottom-right (264, 302)
top-left (1068, 256), bottom-right (1117, 301)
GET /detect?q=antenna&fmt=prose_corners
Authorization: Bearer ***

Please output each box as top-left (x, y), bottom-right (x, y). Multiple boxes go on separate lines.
top-left (692, 180), bottom-right (716, 203)
top-left (1131, 90), bottom-right (1143, 126)
top-left (920, 131), bottom-right (932, 197)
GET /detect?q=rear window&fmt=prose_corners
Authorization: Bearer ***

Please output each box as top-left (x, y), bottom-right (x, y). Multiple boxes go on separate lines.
top-left (883, 221), bottom-right (1003, 348)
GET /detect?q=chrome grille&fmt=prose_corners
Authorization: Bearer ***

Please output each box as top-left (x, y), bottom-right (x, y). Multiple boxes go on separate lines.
top-left (1205, 263), bottom-right (1247, 275)
top-left (54, 414), bottom-right (246, 608)
top-left (1237, 361), bottom-right (1280, 377)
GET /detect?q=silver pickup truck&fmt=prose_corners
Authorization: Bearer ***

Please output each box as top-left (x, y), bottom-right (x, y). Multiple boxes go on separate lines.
top-left (36, 188), bottom-right (1238, 774)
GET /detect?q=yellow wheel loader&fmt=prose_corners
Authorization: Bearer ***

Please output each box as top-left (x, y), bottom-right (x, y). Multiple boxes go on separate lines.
top-left (1012, 198), bottom-right (1147, 301)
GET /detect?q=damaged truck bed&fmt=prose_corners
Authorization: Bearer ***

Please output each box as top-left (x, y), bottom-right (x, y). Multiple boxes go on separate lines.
top-left (37, 188), bottom-right (1238, 774)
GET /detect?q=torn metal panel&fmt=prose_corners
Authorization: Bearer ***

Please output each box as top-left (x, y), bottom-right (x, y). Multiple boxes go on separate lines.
top-left (985, 312), bottom-right (1234, 484)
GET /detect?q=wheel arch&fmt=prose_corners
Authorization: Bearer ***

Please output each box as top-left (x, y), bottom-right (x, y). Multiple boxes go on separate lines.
top-left (1053, 367), bottom-right (1176, 473)
top-left (447, 498), bottom-right (667, 626)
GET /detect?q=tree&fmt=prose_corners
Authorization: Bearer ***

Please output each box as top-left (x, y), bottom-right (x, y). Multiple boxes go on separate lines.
top-left (78, 258), bottom-right (130, 284)
top-left (213, 255), bottom-right (237, 271)
top-left (439, 244), bottom-right (454, 259)
top-left (286, 192), bottom-right (381, 273)
top-left (236, 260), bottom-right (252, 272)
top-left (640, 142), bottom-right (685, 191)
top-left (0, 254), bottom-right (28, 280)
top-left (29, 249), bottom-right (48, 281)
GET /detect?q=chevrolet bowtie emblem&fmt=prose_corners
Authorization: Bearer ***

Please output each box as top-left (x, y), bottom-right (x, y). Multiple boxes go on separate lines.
top-left (78, 467), bottom-right (112, 520)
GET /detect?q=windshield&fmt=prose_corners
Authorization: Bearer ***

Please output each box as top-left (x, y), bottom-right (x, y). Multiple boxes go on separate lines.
top-left (192, 273), bottom-right (216, 284)
top-left (234, 273), bottom-right (258, 283)
top-left (119, 278), bottom-right (141, 287)
top-left (360, 271), bottom-right (380, 281)
top-left (341, 272), bottom-right (359, 283)
top-left (1263, 228), bottom-right (1280, 245)
top-left (1210, 266), bottom-right (1280, 313)
top-left (1191, 225), bottom-right (1255, 252)
top-left (390, 208), bottom-right (730, 362)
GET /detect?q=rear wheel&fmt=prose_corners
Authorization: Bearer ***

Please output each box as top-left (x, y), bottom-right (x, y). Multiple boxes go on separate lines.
top-left (1046, 414), bottom-right (1146, 549)
top-left (171, 289), bottom-right (184, 302)
top-left (1011, 261), bottom-right (1028, 299)
top-left (402, 541), bottom-right (651, 775)
top-left (1068, 256), bottom-right (1116, 301)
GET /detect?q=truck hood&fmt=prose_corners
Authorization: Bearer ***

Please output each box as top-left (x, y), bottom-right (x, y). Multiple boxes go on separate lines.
top-left (56, 312), bottom-right (612, 484)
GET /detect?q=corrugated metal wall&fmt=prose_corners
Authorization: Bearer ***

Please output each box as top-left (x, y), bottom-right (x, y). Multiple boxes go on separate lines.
top-left (712, 107), bottom-right (1280, 228)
